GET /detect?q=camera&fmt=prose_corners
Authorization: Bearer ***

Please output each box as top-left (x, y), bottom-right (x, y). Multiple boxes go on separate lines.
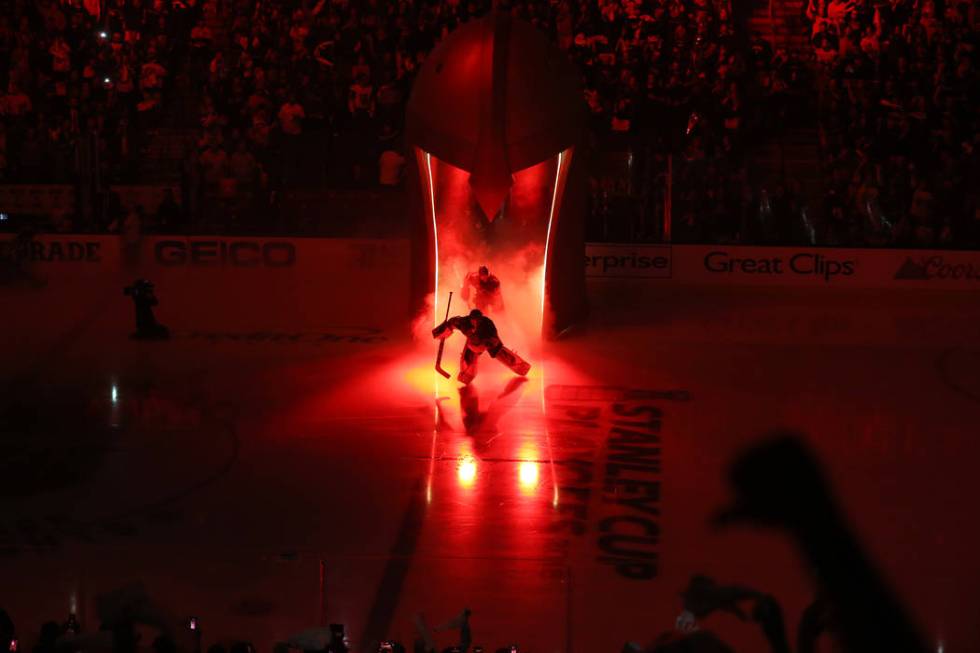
top-left (124, 277), bottom-right (169, 339)
top-left (123, 279), bottom-right (154, 298)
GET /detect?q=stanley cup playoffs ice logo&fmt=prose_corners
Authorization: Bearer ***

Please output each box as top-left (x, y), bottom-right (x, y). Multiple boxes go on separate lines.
top-left (894, 255), bottom-right (980, 281)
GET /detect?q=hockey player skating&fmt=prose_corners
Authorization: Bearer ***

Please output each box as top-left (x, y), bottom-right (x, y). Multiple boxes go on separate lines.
top-left (462, 265), bottom-right (503, 314)
top-left (432, 309), bottom-right (530, 385)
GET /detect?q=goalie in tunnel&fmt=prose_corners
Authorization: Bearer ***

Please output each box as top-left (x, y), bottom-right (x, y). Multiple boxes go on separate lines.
top-left (432, 309), bottom-right (530, 385)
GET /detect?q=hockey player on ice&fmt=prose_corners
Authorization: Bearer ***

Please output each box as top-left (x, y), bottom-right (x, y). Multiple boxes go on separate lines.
top-left (461, 265), bottom-right (503, 314)
top-left (432, 309), bottom-right (530, 385)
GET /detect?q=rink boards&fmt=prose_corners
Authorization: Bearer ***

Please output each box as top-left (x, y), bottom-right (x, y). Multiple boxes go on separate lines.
top-left (3, 235), bottom-right (978, 346)
top-left (3, 234), bottom-right (980, 652)
top-left (1, 235), bottom-right (411, 331)
top-left (5, 234), bottom-right (980, 293)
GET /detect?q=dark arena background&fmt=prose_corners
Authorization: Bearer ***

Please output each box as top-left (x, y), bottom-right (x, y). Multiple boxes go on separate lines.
top-left (1, 1), bottom-right (978, 653)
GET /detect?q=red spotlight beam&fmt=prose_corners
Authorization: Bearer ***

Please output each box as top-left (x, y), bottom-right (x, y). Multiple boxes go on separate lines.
top-left (425, 151), bottom-right (440, 325)
top-left (435, 291), bottom-right (454, 378)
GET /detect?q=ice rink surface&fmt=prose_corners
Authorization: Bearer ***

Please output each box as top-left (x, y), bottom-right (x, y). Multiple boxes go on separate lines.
top-left (3, 278), bottom-right (980, 652)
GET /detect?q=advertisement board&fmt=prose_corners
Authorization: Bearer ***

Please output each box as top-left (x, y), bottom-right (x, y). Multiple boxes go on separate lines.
top-left (585, 243), bottom-right (980, 290)
top-left (584, 243), bottom-right (672, 279)
top-left (5, 236), bottom-right (978, 318)
top-left (1, 235), bottom-right (412, 330)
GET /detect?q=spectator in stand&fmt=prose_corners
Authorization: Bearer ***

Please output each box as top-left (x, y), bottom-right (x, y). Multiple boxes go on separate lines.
top-left (0, 123), bottom-right (7, 180)
top-left (348, 72), bottom-right (375, 119)
top-left (109, 203), bottom-right (144, 265)
top-left (807, 0), bottom-right (978, 246)
top-left (278, 92), bottom-right (305, 137)
top-left (379, 144), bottom-right (406, 187)
top-left (198, 139), bottom-right (229, 220)
top-left (156, 187), bottom-right (182, 233)
top-left (0, 0), bottom-right (971, 244)
top-left (140, 52), bottom-right (167, 100)
top-left (0, 82), bottom-right (32, 119)
top-left (229, 138), bottom-right (261, 220)
top-left (230, 139), bottom-right (260, 188)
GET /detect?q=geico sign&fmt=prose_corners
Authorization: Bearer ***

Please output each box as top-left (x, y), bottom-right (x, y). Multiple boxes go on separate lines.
top-left (155, 240), bottom-right (296, 267)
top-left (704, 251), bottom-right (855, 281)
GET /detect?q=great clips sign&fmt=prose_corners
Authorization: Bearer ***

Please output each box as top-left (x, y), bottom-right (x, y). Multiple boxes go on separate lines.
top-left (702, 249), bottom-right (856, 282)
top-left (586, 243), bottom-right (980, 289)
top-left (584, 244), bottom-right (858, 283)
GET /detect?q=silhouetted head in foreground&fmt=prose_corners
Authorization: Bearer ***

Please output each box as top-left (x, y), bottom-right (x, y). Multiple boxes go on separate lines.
top-left (644, 631), bottom-right (735, 653)
top-left (716, 432), bottom-right (929, 653)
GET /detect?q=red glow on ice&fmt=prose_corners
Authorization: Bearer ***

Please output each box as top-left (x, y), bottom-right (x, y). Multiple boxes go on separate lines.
top-left (518, 460), bottom-right (539, 490)
top-left (457, 456), bottom-right (477, 487)
top-left (403, 362), bottom-right (445, 395)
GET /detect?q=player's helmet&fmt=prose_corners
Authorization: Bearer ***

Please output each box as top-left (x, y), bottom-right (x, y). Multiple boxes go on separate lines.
top-left (468, 309), bottom-right (483, 320)
top-left (478, 265), bottom-right (489, 276)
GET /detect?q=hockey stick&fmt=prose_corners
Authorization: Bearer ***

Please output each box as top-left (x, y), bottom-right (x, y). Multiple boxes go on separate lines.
top-left (435, 291), bottom-right (454, 378)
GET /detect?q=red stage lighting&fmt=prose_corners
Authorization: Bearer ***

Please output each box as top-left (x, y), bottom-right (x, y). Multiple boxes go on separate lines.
top-left (408, 12), bottom-right (587, 339)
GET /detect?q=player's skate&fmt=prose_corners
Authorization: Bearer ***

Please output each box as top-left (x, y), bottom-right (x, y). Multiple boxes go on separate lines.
top-left (493, 346), bottom-right (531, 376)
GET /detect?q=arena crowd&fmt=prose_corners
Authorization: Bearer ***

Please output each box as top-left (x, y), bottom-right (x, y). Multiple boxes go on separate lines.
top-left (0, 0), bottom-right (976, 246)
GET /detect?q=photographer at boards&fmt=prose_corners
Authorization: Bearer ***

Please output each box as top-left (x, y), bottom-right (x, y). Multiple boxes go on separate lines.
top-left (124, 279), bottom-right (169, 340)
